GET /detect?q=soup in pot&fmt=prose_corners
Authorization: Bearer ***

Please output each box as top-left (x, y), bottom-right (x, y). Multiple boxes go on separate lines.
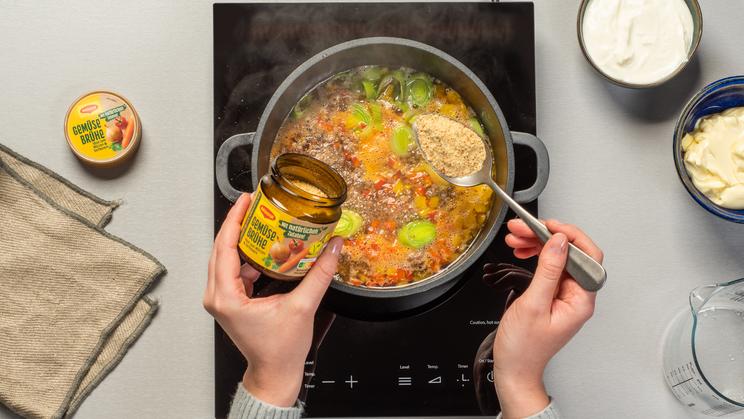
top-left (271, 66), bottom-right (493, 287)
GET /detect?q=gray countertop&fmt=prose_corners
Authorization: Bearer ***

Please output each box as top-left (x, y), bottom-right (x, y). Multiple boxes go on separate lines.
top-left (2, 1), bottom-right (744, 418)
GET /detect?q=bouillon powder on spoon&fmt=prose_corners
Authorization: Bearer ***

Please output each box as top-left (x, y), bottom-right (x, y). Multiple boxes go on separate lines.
top-left (412, 113), bottom-right (608, 292)
top-left (414, 114), bottom-right (487, 178)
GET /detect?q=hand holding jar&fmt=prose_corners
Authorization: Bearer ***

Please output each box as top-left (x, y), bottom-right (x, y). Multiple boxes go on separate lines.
top-left (204, 193), bottom-right (344, 407)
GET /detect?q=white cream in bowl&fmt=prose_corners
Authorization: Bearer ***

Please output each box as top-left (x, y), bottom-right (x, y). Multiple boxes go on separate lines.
top-left (582, 0), bottom-right (694, 85)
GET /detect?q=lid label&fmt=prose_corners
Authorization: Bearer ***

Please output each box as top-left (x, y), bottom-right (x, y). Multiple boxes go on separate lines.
top-left (65, 92), bottom-right (137, 162)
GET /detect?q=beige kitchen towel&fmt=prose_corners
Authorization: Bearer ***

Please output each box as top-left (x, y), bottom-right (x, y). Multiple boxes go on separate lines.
top-left (0, 144), bottom-right (166, 419)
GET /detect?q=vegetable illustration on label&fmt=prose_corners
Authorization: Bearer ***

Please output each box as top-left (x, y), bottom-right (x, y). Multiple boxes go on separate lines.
top-left (238, 188), bottom-right (336, 278)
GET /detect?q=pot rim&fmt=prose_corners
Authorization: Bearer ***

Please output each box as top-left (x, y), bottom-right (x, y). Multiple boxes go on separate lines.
top-left (251, 36), bottom-right (516, 298)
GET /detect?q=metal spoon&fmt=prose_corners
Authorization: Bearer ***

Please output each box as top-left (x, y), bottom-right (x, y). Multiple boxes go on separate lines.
top-left (412, 116), bottom-right (606, 292)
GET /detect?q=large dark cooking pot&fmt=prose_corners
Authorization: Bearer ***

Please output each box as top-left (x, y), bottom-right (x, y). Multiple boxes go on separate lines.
top-left (216, 37), bottom-right (549, 320)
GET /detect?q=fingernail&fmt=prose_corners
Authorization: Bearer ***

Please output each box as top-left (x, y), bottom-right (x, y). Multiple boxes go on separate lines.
top-left (329, 237), bottom-right (344, 256)
top-left (549, 233), bottom-right (567, 254)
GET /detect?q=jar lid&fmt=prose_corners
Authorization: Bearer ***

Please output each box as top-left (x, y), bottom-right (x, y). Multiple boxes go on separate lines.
top-left (64, 91), bottom-right (141, 168)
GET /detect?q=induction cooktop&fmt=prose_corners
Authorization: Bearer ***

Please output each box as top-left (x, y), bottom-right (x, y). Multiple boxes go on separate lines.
top-left (214, 3), bottom-right (538, 417)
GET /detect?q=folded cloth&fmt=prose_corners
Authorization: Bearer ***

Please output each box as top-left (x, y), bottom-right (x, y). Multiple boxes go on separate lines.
top-left (0, 144), bottom-right (166, 419)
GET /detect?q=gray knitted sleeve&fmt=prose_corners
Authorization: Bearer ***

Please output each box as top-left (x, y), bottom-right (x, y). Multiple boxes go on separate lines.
top-left (495, 399), bottom-right (561, 419)
top-left (228, 383), bottom-right (303, 419)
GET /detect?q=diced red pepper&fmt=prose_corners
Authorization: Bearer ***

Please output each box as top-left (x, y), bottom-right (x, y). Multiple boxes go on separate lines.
top-left (374, 179), bottom-right (387, 190)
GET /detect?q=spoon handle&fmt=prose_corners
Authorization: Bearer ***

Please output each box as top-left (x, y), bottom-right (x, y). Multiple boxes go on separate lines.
top-left (488, 180), bottom-right (606, 292)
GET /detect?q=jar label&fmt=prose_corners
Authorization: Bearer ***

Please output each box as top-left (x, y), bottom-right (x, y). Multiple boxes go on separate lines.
top-left (65, 92), bottom-right (138, 162)
top-left (238, 186), bottom-right (335, 277)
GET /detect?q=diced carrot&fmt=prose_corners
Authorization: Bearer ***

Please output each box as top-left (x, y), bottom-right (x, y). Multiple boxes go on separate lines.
top-left (320, 121), bottom-right (333, 132)
top-left (374, 179), bottom-right (386, 190)
top-left (384, 220), bottom-right (396, 231)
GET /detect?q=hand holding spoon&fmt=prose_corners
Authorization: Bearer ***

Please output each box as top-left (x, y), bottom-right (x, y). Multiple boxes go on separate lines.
top-left (412, 114), bottom-right (606, 292)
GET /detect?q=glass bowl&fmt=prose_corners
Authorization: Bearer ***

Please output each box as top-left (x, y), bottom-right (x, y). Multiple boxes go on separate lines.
top-left (674, 76), bottom-right (744, 223)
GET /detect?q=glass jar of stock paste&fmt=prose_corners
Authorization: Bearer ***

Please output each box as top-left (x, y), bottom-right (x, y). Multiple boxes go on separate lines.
top-left (238, 153), bottom-right (347, 280)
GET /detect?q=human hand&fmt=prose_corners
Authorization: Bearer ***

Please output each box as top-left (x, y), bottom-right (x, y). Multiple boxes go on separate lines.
top-left (204, 193), bottom-right (344, 407)
top-left (493, 219), bottom-right (603, 419)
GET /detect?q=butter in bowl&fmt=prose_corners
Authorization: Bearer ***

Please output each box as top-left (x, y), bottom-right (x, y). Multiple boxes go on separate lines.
top-left (674, 76), bottom-right (744, 222)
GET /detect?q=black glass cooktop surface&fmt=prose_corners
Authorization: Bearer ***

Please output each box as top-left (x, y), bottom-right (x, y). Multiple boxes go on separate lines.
top-left (214, 3), bottom-right (537, 417)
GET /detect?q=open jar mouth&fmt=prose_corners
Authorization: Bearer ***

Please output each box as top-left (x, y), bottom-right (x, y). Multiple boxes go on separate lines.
top-left (272, 153), bottom-right (347, 206)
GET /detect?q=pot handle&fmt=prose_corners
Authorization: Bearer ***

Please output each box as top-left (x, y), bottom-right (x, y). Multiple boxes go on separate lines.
top-left (215, 132), bottom-right (255, 203)
top-left (511, 131), bottom-right (550, 203)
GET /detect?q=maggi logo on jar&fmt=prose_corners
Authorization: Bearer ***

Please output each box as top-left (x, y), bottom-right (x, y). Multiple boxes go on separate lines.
top-left (260, 205), bottom-right (276, 220)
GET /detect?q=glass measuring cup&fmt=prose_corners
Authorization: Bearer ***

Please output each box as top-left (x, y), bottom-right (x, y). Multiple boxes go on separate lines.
top-left (663, 278), bottom-right (744, 416)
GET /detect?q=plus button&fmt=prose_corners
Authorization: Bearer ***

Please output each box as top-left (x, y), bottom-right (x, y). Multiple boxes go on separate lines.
top-left (344, 375), bottom-right (358, 389)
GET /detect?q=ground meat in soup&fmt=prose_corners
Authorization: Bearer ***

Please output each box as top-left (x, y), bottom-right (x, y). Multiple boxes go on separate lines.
top-left (271, 66), bottom-right (493, 287)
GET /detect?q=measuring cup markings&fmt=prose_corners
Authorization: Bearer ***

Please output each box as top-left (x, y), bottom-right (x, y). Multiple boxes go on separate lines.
top-left (663, 278), bottom-right (744, 416)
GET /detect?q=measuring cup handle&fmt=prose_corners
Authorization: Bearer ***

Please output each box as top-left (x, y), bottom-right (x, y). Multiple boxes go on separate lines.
top-left (215, 132), bottom-right (255, 203)
top-left (511, 131), bottom-right (550, 203)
